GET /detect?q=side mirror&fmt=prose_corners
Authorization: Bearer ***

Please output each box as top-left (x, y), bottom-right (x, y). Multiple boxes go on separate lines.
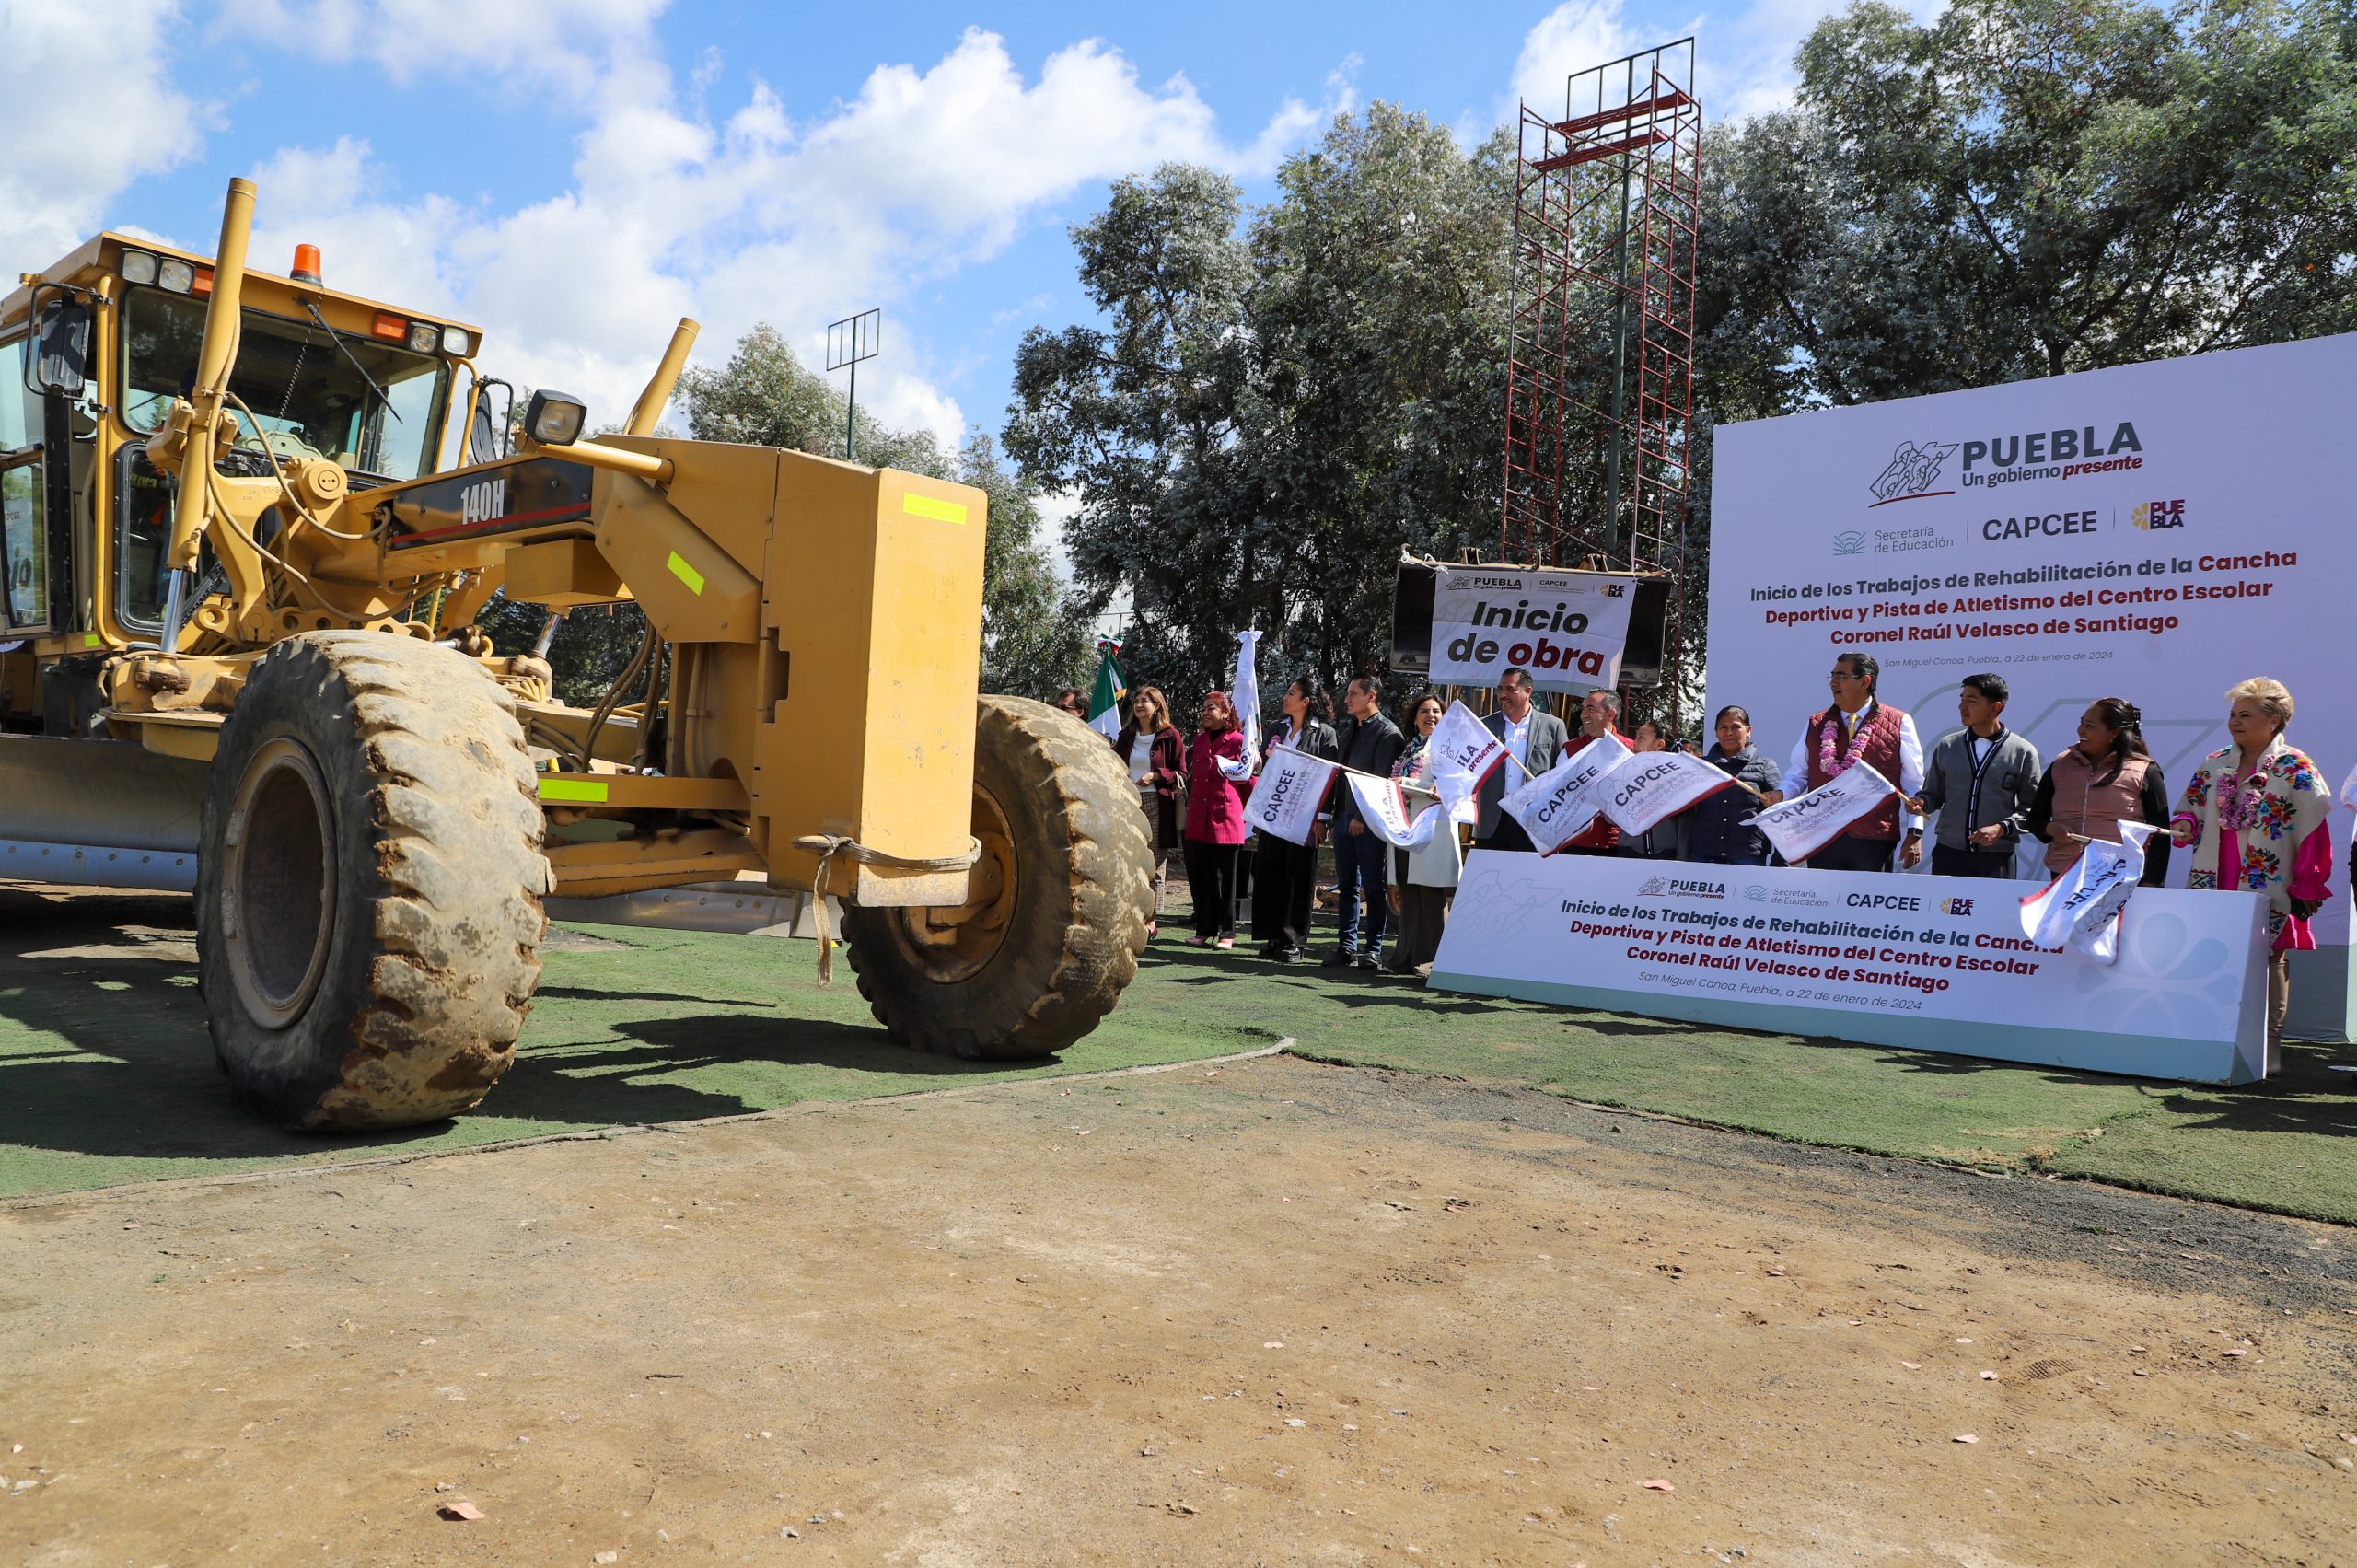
top-left (29, 294), bottom-right (92, 399)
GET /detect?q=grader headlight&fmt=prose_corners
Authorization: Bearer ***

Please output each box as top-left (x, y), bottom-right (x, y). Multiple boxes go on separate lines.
top-left (525, 389), bottom-right (588, 446)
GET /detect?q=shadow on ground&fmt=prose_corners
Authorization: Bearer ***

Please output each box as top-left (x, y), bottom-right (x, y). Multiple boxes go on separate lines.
top-left (0, 888), bottom-right (1269, 1195)
top-left (8, 886), bottom-right (2352, 1220)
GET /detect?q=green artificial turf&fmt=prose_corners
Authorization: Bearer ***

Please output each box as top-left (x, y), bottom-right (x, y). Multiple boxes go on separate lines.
top-left (4, 888), bottom-right (2353, 1223)
top-left (0, 893), bottom-right (1278, 1199)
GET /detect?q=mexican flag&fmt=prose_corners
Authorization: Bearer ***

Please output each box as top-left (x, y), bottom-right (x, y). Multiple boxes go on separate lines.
top-left (1086, 638), bottom-right (1127, 738)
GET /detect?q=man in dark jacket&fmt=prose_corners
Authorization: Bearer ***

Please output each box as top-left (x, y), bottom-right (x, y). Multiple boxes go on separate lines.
top-left (1328, 675), bottom-right (1406, 969)
top-left (1471, 668), bottom-right (1570, 853)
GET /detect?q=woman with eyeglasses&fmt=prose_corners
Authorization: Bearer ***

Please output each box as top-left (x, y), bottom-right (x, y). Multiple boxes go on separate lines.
top-left (1384, 691), bottom-right (1460, 975)
top-left (2170, 678), bottom-right (2332, 1074)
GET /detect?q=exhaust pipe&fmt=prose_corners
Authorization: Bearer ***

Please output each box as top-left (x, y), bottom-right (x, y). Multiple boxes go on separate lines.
top-left (152, 177), bottom-right (258, 577)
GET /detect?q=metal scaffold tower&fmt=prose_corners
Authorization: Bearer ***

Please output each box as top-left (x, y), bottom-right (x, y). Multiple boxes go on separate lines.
top-left (1499, 39), bottom-right (1701, 710)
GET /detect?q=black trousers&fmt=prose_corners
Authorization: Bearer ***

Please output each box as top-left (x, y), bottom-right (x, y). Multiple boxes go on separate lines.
top-left (1805, 834), bottom-right (1898, 873)
top-left (1931, 843), bottom-right (2017, 879)
top-left (1389, 885), bottom-right (1452, 972)
top-left (1182, 839), bottom-right (1240, 937)
top-left (1252, 835), bottom-right (1318, 954)
top-left (1474, 817), bottom-right (1536, 854)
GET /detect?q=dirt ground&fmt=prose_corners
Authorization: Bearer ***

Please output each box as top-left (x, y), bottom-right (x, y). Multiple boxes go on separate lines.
top-left (3, 1054), bottom-right (2353, 1566)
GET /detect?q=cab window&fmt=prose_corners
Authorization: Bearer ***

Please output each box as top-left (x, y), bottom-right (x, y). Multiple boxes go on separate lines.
top-left (120, 287), bottom-right (448, 482)
top-left (1, 335), bottom-right (53, 632)
top-left (114, 445), bottom-right (178, 631)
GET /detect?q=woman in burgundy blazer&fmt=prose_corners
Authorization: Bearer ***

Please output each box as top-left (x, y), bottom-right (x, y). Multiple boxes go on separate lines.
top-left (1180, 691), bottom-right (1249, 947)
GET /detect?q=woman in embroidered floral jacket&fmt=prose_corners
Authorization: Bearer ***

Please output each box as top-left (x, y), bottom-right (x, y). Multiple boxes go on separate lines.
top-left (2171, 677), bottom-right (2333, 1074)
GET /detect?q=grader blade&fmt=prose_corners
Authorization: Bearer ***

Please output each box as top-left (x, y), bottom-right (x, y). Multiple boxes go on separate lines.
top-left (0, 736), bottom-right (209, 889)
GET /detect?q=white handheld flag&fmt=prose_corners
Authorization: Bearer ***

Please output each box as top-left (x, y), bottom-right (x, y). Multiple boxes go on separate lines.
top-left (1743, 761), bottom-right (1896, 864)
top-left (2019, 821), bottom-right (2156, 966)
top-left (1501, 733), bottom-right (1631, 856)
top-left (1428, 701), bottom-right (1508, 826)
top-left (2340, 760), bottom-right (2357, 809)
top-left (1599, 749), bottom-right (1739, 837)
top-left (1218, 630), bottom-right (1261, 782)
top-left (1430, 701), bottom-right (1508, 784)
top-left (1345, 773), bottom-right (1443, 850)
top-left (1242, 746), bottom-right (1339, 846)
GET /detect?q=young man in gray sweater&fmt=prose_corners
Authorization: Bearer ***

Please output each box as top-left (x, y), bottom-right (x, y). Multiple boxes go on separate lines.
top-left (1908, 673), bottom-right (2042, 878)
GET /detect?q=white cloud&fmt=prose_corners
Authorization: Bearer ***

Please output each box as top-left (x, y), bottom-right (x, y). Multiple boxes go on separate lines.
top-left (0, 1), bottom-right (202, 267)
top-left (1509, 0), bottom-right (1640, 123)
top-left (203, 25), bottom-right (1337, 442)
top-left (216, 0), bottom-right (668, 101)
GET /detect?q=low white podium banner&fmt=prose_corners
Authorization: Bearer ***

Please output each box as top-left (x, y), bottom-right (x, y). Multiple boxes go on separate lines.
top-left (1430, 851), bottom-right (2270, 1084)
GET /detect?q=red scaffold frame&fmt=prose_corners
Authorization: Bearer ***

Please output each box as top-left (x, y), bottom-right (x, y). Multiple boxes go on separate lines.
top-left (1499, 39), bottom-right (1701, 722)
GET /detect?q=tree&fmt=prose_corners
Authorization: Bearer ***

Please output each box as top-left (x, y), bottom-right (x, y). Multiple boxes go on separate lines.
top-left (1004, 165), bottom-right (1258, 702)
top-left (955, 430), bottom-right (1094, 696)
top-left (1006, 117), bottom-right (1516, 700)
top-left (1699, 0), bottom-right (2357, 409)
top-left (1248, 105), bottom-right (1517, 688)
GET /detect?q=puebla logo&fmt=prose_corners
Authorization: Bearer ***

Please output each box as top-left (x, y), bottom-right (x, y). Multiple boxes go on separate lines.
top-left (1868, 439), bottom-right (1960, 506)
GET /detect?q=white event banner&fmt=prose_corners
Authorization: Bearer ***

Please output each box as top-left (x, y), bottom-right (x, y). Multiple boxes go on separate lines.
top-left (1241, 746), bottom-right (1338, 846)
top-left (1707, 331), bottom-right (2357, 1040)
top-left (1430, 564), bottom-right (1639, 693)
top-left (1431, 851), bottom-right (2270, 1084)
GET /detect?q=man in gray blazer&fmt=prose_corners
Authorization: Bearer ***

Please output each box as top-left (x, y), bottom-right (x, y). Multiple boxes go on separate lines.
top-left (1907, 672), bottom-right (2042, 878)
top-left (1473, 667), bottom-right (1570, 853)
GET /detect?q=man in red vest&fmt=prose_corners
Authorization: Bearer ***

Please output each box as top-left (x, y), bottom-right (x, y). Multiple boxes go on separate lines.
top-left (1558, 688), bottom-right (1629, 854)
top-left (1778, 649), bottom-right (1926, 872)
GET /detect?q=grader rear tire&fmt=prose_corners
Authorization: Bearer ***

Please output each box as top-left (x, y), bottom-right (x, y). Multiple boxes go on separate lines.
top-left (842, 695), bottom-right (1152, 1060)
top-left (196, 632), bottom-right (550, 1130)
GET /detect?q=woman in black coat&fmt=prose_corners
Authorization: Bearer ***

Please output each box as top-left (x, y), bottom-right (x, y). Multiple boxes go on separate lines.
top-left (1109, 685), bottom-right (1186, 937)
top-left (1685, 705), bottom-right (1784, 865)
top-left (1252, 675), bottom-right (1341, 963)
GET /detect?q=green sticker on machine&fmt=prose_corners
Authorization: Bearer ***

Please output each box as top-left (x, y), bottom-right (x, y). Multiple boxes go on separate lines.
top-left (666, 550), bottom-right (706, 595)
top-left (538, 777), bottom-right (610, 804)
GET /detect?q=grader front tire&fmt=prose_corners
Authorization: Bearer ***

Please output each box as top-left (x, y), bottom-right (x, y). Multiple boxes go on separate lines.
top-left (196, 633), bottom-right (550, 1130)
top-left (842, 695), bottom-right (1152, 1061)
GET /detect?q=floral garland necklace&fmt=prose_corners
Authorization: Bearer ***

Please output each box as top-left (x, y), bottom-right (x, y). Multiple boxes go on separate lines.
top-left (1817, 703), bottom-right (1876, 778)
top-left (2213, 740), bottom-right (2275, 832)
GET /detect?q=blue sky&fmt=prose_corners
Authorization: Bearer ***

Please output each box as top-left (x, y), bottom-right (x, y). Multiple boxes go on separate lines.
top-left (5, 0), bottom-right (1899, 480)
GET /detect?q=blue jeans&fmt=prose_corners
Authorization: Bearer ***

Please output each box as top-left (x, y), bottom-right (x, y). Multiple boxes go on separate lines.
top-left (1334, 824), bottom-right (1389, 956)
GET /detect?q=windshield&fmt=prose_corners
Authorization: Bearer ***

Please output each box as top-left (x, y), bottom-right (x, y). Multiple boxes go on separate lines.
top-left (121, 288), bottom-right (449, 482)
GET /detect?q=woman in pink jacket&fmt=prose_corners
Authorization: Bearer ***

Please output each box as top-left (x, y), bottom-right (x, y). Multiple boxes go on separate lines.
top-left (1182, 691), bottom-right (1250, 949)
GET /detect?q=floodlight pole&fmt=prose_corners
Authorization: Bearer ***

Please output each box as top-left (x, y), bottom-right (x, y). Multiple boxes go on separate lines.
top-left (827, 308), bottom-right (881, 464)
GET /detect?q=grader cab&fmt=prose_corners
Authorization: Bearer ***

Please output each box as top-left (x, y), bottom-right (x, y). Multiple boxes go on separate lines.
top-left (0, 178), bottom-right (1150, 1129)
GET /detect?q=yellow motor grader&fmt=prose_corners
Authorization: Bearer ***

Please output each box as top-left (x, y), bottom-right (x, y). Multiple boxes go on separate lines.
top-left (0, 178), bottom-right (1150, 1129)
